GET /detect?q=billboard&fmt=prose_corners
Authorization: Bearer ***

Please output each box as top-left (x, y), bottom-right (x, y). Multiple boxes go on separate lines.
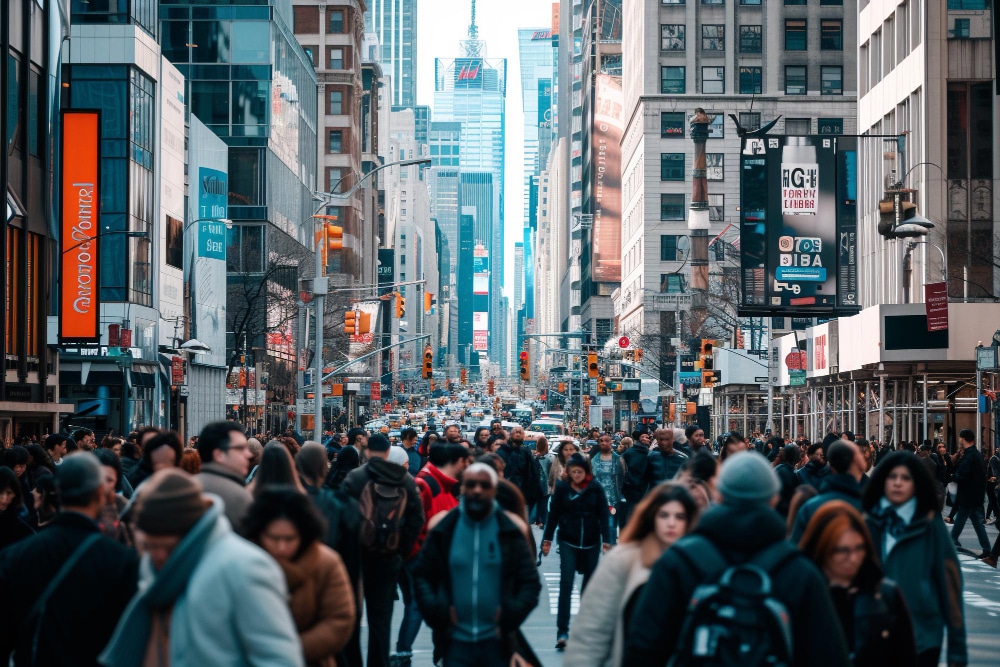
top-left (739, 135), bottom-right (859, 317)
top-left (473, 312), bottom-right (488, 351)
top-left (592, 74), bottom-right (623, 283)
top-left (473, 244), bottom-right (489, 295)
top-left (377, 248), bottom-right (395, 289)
top-left (60, 110), bottom-right (101, 342)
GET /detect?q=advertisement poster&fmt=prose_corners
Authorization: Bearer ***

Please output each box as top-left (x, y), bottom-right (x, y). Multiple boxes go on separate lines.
top-left (925, 282), bottom-right (949, 331)
top-left (473, 245), bottom-right (489, 295)
top-left (592, 74), bottom-right (623, 283)
top-left (739, 135), bottom-right (858, 317)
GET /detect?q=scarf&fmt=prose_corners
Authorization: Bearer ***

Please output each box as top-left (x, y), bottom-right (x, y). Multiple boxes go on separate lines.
top-left (99, 503), bottom-right (223, 667)
top-left (871, 501), bottom-right (908, 538)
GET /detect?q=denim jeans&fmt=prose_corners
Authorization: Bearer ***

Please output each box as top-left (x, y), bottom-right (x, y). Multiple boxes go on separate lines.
top-left (951, 505), bottom-right (992, 553)
top-left (556, 543), bottom-right (600, 636)
top-left (395, 559), bottom-right (422, 654)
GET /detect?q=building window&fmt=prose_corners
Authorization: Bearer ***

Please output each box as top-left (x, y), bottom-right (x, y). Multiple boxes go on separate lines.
top-left (329, 90), bottom-right (343, 115)
top-left (951, 18), bottom-right (970, 39)
top-left (328, 10), bottom-right (344, 34)
top-left (821, 66), bottom-right (843, 95)
top-left (713, 241), bottom-right (726, 262)
top-left (707, 153), bottom-right (724, 180)
top-left (301, 46), bottom-right (316, 66)
top-left (709, 194), bottom-right (724, 221)
top-left (785, 118), bottom-right (811, 134)
top-left (329, 48), bottom-right (344, 69)
top-left (661, 235), bottom-right (683, 261)
top-left (702, 0), bottom-right (724, 4)
top-left (660, 274), bottom-right (687, 293)
top-left (821, 20), bottom-right (843, 50)
top-left (661, 194), bottom-right (686, 220)
top-left (740, 0), bottom-right (761, 4)
top-left (785, 20), bottom-right (807, 51)
top-left (785, 0), bottom-right (806, 4)
top-left (739, 112), bottom-right (761, 131)
top-left (166, 215), bottom-right (183, 269)
top-left (660, 66), bottom-right (686, 94)
top-left (661, 112), bottom-right (685, 137)
top-left (707, 114), bottom-right (724, 138)
top-left (702, 67), bottom-right (724, 94)
top-left (785, 66), bottom-right (807, 94)
top-left (661, 24), bottom-right (685, 50)
top-left (329, 130), bottom-right (343, 153)
top-left (818, 118), bottom-right (843, 134)
top-left (820, 0), bottom-right (843, 4)
top-left (661, 153), bottom-right (685, 181)
top-left (739, 66), bottom-right (762, 94)
top-left (327, 167), bottom-right (343, 193)
top-left (661, 0), bottom-right (685, 4)
top-left (702, 25), bottom-right (725, 51)
top-left (740, 25), bottom-right (762, 53)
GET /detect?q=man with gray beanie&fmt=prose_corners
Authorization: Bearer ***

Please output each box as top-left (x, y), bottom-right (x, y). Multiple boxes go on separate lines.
top-left (100, 468), bottom-right (302, 667)
top-left (624, 451), bottom-right (849, 667)
top-left (342, 433), bottom-right (424, 667)
top-left (0, 453), bottom-right (139, 666)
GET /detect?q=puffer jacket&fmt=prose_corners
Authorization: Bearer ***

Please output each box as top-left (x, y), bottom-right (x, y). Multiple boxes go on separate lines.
top-left (642, 447), bottom-right (688, 487)
top-left (543, 480), bottom-right (611, 548)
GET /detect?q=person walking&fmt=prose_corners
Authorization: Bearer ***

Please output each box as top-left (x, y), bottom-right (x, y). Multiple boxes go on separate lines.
top-left (532, 436), bottom-right (554, 527)
top-left (244, 487), bottom-right (356, 667)
top-left (949, 428), bottom-right (992, 557)
top-left (341, 434), bottom-right (424, 667)
top-left (497, 426), bottom-right (541, 510)
top-left (796, 442), bottom-right (830, 489)
top-left (642, 428), bottom-right (688, 488)
top-left (623, 452), bottom-right (850, 667)
top-left (400, 428), bottom-right (423, 475)
top-left (196, 421), bottom-right (255, 531)
top-left (413, 463), bottom-right (541, 667)
top-left (619, 431), bottom-right (651, 527)
top-left (564, 483), bottom-right (699, 667)
top-left (773, 444), bottom-right (802, 518)
top-left (790, 440), bottom-right (867, 542)
top-left (863, 451), bottom-right (966, 666)
top-left (799, 501), bottom-right (917, 666)
top-left (541, 453), bottom-right (611, 650)
top-left (589, 433), bottom-right (626, 545)
top-left (0, 454), bottom-right (139, 666)
top-left (985, 446), bottom-right (999, 524)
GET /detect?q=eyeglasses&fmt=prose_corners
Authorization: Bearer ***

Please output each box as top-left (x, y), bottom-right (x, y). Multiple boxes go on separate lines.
top-left (463, 479), bottom-right (494, 490)
top-left (831, 544), bottom-right (866, 557)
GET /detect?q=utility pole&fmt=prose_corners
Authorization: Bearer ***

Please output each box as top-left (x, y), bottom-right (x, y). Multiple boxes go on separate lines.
top-left (687, 109), bottom-right (712, 336)
top-left (242, 332), bottom-right (249, 430)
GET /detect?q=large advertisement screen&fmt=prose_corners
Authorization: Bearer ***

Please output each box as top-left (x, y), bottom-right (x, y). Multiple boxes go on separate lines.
top-left (592, 74), bottom-right (623, 283)
top-left (739, 135), bottom-right (859, 317)
top-left (60, 110), bottom-right (101, 342)
top-left (473, 244), bottom-right (489, 295)
top-left (473, 312), bottom-right (488, 351)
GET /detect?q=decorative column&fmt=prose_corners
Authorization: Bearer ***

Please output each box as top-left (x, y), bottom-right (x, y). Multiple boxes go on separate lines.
top-left (688, 109), bottom-right (712, 335)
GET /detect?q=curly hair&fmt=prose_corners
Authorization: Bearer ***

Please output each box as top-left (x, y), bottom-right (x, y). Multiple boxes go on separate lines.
top-left (242, 486), bottom-right (327, 560)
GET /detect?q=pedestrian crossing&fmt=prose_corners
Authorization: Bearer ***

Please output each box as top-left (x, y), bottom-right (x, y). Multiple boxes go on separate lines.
top-left (543, 572), bottom-right (580, 615)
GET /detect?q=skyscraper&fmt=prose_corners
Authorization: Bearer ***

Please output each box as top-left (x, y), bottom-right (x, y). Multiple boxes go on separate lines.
top-left (365, 0), bottom-right (418, 108)
top-left (518, 28), bottom-right (555, 227)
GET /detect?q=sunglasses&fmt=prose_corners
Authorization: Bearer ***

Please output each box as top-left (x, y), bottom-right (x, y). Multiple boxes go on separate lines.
top-left (463, 479), bottom-right (494, 490)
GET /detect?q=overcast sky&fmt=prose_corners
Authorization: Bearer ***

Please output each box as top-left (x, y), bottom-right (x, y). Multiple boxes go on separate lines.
top-left (416, 0), bottom-right (554, 296)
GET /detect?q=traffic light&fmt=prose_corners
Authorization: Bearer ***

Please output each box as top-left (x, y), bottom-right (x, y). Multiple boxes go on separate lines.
top-left (343, 310), bottom-right (371, 335)
top-left (702, 370), bottom-right (717, 388)
top-left (460, 367), bottom-right (467, 385)
top-left (326, 222), bottom-right (343, 251)
top-left (395, 293), bottom-right (406, 318)
top-left (422, 346), bottom-right (433, 379)
top-left (597, 376), bottom-right (606, 394)
top-left (558, 382), bottom-right (566, 393)
top-left (429, 379), bottom-right (435, 392)
top-left (487, 380), bottom-right (495, 395)
top-left (878, 192), bottom-right (917, 238)
top-left (700, 339), bottom-right (716, 371)
top-left (587, 352), bottom-right (599, 378)
top-left (519, 350), bottom-right (530, 381)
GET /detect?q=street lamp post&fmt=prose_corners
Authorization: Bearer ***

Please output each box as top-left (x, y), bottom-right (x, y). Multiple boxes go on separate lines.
top-left (310, 157), bottom-right (430, 439)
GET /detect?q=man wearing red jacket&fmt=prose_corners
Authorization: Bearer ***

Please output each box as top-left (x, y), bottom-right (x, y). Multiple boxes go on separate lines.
top-left (393, 443), bottom-right (470, 666)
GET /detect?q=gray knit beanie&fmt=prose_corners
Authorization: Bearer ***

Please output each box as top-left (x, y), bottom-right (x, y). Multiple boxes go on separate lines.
top-left (717, 451), bottom-right (780, 505)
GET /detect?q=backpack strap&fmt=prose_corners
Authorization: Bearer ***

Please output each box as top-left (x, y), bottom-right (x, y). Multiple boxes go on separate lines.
top-left (670, 534), bottom-right (729, 580)
top-left (749, 540), bottom-right (800, 575)
top-left (418, 471), bottom-right (442, 498)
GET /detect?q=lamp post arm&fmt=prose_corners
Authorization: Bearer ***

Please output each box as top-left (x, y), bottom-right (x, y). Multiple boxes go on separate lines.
top-left (62, 230), bottom-right (146, 255)
top-left (315, 157), bottom-right (431, 211)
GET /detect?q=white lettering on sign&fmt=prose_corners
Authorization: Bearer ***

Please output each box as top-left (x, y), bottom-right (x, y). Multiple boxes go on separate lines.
top-left (71, 184), bottom-right (96, 313)
top-left (781, 163), bottom-right (818, 215)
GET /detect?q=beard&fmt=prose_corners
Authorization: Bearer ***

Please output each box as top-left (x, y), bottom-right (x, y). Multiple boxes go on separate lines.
top-left (464, 496), bottom-right (493, 520)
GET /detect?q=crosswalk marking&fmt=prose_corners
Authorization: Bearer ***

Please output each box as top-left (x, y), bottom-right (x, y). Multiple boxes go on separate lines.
top-left (543, 572), bottom-right (580, 615)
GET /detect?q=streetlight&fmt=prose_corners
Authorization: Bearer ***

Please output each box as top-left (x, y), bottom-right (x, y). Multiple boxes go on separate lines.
top-left (308, 156), bottom-right (431, 438)
top-left (185, 217), bottom-right (233, 233)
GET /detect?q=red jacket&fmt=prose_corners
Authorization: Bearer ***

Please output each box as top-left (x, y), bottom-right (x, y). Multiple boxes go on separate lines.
top-left (408, 463), bottom-right (459, 558)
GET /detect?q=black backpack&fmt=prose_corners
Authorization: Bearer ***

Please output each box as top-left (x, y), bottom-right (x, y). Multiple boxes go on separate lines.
top-left (668, 535), bottom-right (797, 667)
top-left (358, 473), bottom-right (408, 555)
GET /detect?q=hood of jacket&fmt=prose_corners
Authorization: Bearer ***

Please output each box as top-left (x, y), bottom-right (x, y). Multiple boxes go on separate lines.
top-left (804, 459), bottom-right (829, 475)
top-left (818, 473), bottom-right (863, 498)
top-left (364, 456), bottom-right (409, 485)
top-left (694, 503), bottom-right (786, 556)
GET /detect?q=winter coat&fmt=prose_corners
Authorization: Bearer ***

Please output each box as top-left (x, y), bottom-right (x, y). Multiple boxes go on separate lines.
top-left (642, 447), bottom-right (688, 488)
top-left (0, 507), bottom-right (34, 551)
top-left (796, 458), bottom-right (830, 489)
top-left (0, 511), bottom-right (138, 667)
top-left (563, 540), bottom-right (658, 667)
top-left (828, 576), bottom-right (917, 667)
top-left (865, 508), bottom-right (966, 663)
top-left (774, 462), bottom-right (801, 517)
top-left (543, 480), bottom-right (611, 548)
top-left (952, 445), bottom-right (987, 509)
top-left (403, 445), bottom-right (423, 476)
top-left (621, 443), bottom-right (650, 502)
top-left (497, 442), bottom-right (540, 504)
top-left (342, 457), bottom-right (425, 558)
top-left (197, 462), bottom-right (253, 532)
top-left (280, 542), bottom-right (356, 666)
top-left (623, 503), bottom-right (850, 667)
top-left (413, 507), bottom-right (541, 658)
top-left (302, 483), bottom-right (363, 623)
top-left (589, 451), bottom-right (626, 506)
top-left (411, 463), bottom-right (461, 557)
top-left (790, 474), bottom-right (864, 543)
top-left (535, 452), bottom-right (554, 496)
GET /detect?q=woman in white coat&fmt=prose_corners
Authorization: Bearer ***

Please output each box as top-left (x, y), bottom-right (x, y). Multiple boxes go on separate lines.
top-left (563, 482), bottom-right (699, 667)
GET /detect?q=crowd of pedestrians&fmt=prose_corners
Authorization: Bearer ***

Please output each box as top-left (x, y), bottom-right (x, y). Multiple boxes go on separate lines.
top-left (0, 418), bottom-right (995, 667)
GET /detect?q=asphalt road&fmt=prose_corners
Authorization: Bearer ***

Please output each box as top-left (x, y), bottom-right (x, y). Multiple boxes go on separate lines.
top-left (365, 521), bottom-right (1000, 667)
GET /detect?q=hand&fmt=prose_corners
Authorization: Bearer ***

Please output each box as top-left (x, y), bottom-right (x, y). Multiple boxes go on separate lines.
top-left (449, 606), bottom-right (458, 626)
top-left (541, 540), bottom-right (551, 556)
top-left (603, 543), bottom-right (612, 553)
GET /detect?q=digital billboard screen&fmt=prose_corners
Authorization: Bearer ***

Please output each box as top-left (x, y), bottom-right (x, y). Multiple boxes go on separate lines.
top-left (739, 135), bottom-right (859, 317)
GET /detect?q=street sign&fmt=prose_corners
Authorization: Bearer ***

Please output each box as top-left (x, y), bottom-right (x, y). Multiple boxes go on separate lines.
top-left (370, 382), bottom-right (381, 401)
top-left (784, 351), bottom-right (807, 371)
top-left (755, 376), bottom-right (769, 383)
top-left (925, 282), bottom-right (949, 332)
top-left (789, 370), bottom-right (807, 386)
top-left (977, 346), bottom-right (999, 370)
top-left (618, 336), bottom-right (630, 349)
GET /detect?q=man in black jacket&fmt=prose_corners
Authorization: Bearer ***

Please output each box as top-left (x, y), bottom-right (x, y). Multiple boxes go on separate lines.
top-left (790, 440), bottom-right (866, 542)
top-left (414, 463), bottom-right (541, 666)
top-left (951, 428), bottom-right (992, 556)
top-left (0, 454), bottom-right (138, 666)
top-left (624, 452), bottom-right (849, 667)
top-left (796, 442), bottom-right (829, 489)
top-left (497, 426), bottom-right (539, 506)
top-left (642, 428), bottom-right (689, 488)
top-left (342, 434), bottom-right (425, 667)
top-left (620, 431), bottom-right (650, 527)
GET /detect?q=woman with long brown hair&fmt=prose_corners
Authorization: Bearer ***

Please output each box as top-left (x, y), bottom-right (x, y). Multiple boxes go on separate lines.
top-left (563, 483), bottom-right (699, 666)
top-left (800, 501), bottom-right (917, 666)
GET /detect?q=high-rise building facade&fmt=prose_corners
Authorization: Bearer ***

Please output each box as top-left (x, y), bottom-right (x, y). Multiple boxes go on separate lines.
top-left (366, 0), bottom-right (418, 108)
top-left (618, 0), bottom-right (857, 382)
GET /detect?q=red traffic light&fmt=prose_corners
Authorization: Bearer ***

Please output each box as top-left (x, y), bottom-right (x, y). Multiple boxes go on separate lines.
top-left (519, 351), bottom-right (528, 361)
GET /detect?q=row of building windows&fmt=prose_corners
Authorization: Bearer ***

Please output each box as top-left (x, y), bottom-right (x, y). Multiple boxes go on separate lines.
top-left (660, 194), bottom-right (725, 221)
top-left (660, 0), bottom-right (842, 4)
top-left (660, 65), bottom-right (843, 95)
top-left (292, 7), bottom-right (351, 36)
top-left (660, 20), bottom-right (842, 52)
top-left (661, 153), bottom-right (725, 181)
top-left (659, 112), bottom-right (843, 137)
